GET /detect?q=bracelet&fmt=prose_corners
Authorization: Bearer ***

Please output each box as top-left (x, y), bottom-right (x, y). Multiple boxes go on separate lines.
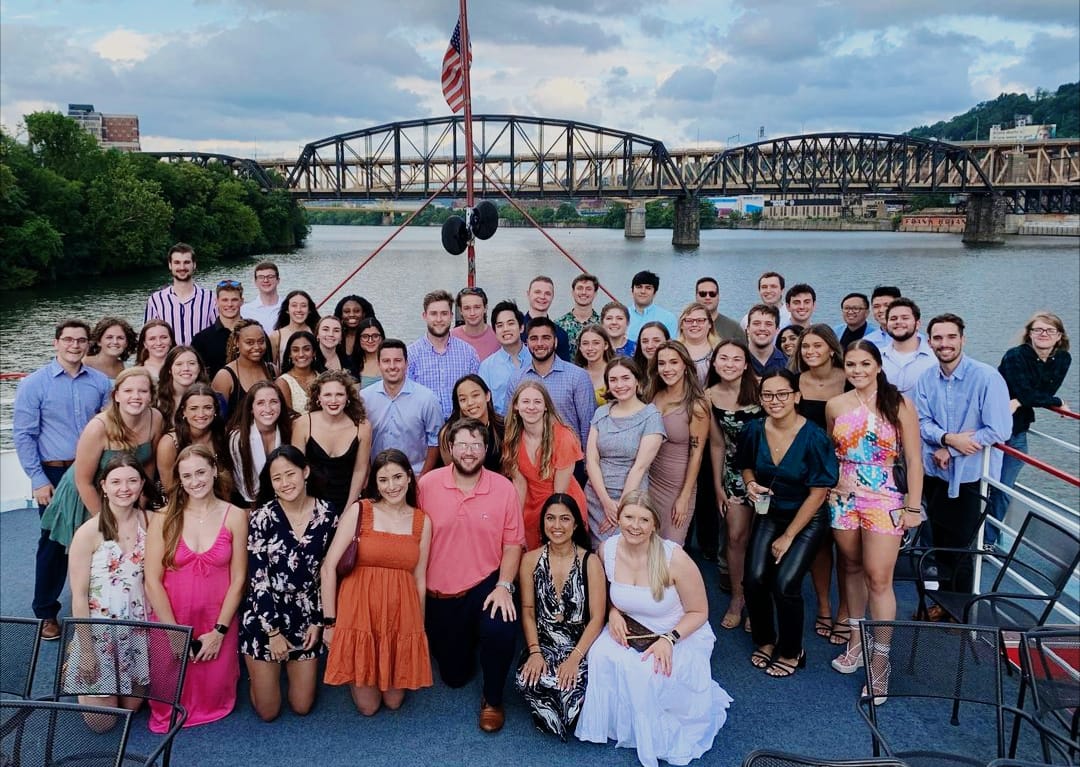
top-left (570, 647), bottom-right (585, 661)
top-left (528, 644), bottom-right (540, 651)
top-left (322, 616), bottom-right (337, 627)
top-left (528, 650), bottom-right (542, 657)
top-left (903, 507), bottom-right (922, 514)
top-left (267, 629), bottom-right (281, 638)
top-left (659, 634), bottom-right (675, 648)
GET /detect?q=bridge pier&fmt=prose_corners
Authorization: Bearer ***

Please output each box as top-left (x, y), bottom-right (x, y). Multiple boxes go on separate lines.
top-left (962, 193), bottom-right (1006, 244)
top-left (672, 195), bottom-right (700, 247)
top-left (624, 203), bottom-right (646, 238)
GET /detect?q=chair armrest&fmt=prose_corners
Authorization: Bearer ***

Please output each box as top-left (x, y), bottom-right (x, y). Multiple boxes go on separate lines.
top-left (916, 547), bottom-right (999, 581)
top-left (961, 593), bottom-right (1049, 624)
top-left (134, 705), bottom-right (188, 767)
top-left (855, 697), bottom-right (898, 756)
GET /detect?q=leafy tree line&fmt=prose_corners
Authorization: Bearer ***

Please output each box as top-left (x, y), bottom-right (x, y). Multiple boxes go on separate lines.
top-left (307, 198), bottom-right (720, 230)
top-left (0, 112), bottom-right (309, 289)
top-left (906, 82), bottom-right (1078, 141)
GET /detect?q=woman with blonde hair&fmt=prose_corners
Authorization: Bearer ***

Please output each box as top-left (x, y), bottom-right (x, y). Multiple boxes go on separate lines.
top-left (646, 340), bottom-right (709, 546)
top-left (292, 369), bottom-right (372, 512)
top-left (144, 445), bottom-right (247, 731)
top-left (676, 302), bottom-right (719, 384)
top-left (42, 367), bottom-right (163, 550)
top-left (502, 381), bottom-right (589, 550)
top-left (576, 491), bottom-right (731, 767)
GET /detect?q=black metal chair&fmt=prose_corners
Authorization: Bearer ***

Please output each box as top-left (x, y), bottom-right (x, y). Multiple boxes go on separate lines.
top-left (741, 750), bottom-right (910, 766)
top-left (1, 699), bottom-right (133, 767)
top-left (857, 620), bottom-right (1076, 766)
top-left (914, 512), bottom-right (1080, 628)
top-left (1013, 626), bottom-right (1080, 761)
top-left (49, 618), bottom-right (191, 767)
top-left (0, 616), bottom-right (43, 699)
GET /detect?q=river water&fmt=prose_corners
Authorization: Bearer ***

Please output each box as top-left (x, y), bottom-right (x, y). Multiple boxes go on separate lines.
top-left (2, 225), bottom-right (1078, 485)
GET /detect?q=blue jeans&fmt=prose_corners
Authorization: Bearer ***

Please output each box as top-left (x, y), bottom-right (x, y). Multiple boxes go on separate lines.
top-left (984, 431), bottom-right (1027, 547)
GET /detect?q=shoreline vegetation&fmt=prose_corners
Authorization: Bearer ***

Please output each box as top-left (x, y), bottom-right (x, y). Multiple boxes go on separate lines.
top-left (0, 112), bottom-right (309, 290)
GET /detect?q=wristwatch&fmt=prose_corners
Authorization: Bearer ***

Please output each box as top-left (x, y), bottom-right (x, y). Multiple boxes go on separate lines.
top-left (496, 580), bottom-right (516, 595)
top-left (213, 623), bottom-right (228, 636)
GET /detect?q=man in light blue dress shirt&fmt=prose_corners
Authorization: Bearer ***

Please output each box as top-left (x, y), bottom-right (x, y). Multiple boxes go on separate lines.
top-left (13, 319), bottom-right (111, 638)
top-left (478, 301), bottom-right (530, 416)
top-left (363, 339), bottom-right (443, 477)
top-left (915, 313), bottom-right (1011, 599)
top-left (626, 270), bottom-right (679, 340)
top-left (407, 289), bottom-right (480, 420)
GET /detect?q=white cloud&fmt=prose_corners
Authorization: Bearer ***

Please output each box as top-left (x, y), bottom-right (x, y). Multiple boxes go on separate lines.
top-left (91, 28), bottom-right (162, 64)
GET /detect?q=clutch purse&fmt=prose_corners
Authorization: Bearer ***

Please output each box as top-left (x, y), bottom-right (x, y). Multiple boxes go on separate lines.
top-left (621, 611), bottom-right (661, 652)
top-left (335, 499), bottom-right (367, 579)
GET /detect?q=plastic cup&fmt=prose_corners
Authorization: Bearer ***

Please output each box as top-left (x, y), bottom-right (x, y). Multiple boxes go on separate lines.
top-left (753, 493), bottom-right (771, 515)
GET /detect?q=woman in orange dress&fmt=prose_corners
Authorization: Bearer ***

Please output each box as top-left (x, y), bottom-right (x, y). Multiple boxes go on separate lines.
top-left (321, 448), bottom-right (432, 715)
top-left (502, 381), bottom-right (588, 550)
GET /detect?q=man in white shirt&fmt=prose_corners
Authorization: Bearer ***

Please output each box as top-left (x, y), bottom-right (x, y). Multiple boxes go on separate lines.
top-left (241, 261), bottom-right (283, 334)
top-left (881, 298), bottom-right (936, 396)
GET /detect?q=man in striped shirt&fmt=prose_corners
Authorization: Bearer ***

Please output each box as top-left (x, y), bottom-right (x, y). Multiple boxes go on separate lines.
top-left (143, 243), bottom-right (217, 345)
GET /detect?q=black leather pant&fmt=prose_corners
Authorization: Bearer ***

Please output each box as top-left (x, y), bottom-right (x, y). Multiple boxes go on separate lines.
top-left (744, 509), bottom-right (828, 659)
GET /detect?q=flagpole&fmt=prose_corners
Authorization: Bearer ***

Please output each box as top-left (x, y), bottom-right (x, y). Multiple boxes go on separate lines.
top-left (458, 0), bottom-right (476, 287)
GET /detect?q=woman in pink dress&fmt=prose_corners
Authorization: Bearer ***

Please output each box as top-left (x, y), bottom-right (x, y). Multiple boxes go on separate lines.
top-left (145, 444), bottom-right (247, 731)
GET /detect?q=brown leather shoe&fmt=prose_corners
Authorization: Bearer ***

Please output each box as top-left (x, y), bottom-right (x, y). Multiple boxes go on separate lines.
top-left (40, 619), bottom-right (61, 641)
top-left (478, 699), bottom-right (505, 733)
top-left (924, 605), bottom-right (949, 622)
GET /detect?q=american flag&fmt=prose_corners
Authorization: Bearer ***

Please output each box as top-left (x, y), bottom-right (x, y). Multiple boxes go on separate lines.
top-left (441, 19), bottom-right (472, 113)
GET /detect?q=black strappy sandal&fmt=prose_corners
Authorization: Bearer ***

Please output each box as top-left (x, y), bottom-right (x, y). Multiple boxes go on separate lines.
top-left (765, 652), bottom-right (807, 678)
top-left (750, 648), bottom-right (773, 669)
top-left (814, 615), bottom-right (832, 639)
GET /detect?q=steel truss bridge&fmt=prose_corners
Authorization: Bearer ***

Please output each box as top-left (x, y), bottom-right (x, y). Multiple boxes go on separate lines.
top-left (145, 116), bottom-right (1080, 213)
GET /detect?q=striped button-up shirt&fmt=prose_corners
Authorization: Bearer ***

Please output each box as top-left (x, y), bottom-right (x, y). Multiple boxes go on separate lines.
top-left (915, 355), bottom-right (1012, 497)
top-left (144, 284), bottom-right (218, 346)
top-left (406, 335), bottom-right (480, 420)
top-left (506, 356), bottom-right (597, 449)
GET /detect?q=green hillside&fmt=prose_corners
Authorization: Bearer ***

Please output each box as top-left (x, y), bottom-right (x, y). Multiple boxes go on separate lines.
top-left (906, 82), bottom-right (1078, 141)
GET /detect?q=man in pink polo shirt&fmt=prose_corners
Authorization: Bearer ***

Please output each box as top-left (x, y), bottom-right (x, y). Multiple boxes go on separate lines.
top-left (417, 416), bottom-right (525, 733)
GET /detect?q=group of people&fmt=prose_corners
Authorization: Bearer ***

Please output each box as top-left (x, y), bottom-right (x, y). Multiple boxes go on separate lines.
top-left (12, 242), bottom-right (1071, 767)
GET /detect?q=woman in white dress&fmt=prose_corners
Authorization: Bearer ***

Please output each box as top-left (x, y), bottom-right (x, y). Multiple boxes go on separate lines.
top-left (577, 490), bottom-right (732, 767)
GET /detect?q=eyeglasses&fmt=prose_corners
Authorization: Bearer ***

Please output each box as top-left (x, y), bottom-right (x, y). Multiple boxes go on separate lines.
top-left (760, 390), bottom-right (795, 402)
top-left (217, 279), bottom-right (242, 289)
top-left (254, 274), bottom-right (278, 282)
top-left (842, 305), bottom-right (868, 313)
top-left (683, 317), bottom-right (709, 325)
top-left (452, 441), bottom-right (485, 453)
top-left (697, 290), bottom-right (718, 298)
top-left (58, 336), bottom-right (89, 346)
top-left (1030, 327), bottom-right (1060, 336)
top-left (360, 333), bottom-right (383, 342)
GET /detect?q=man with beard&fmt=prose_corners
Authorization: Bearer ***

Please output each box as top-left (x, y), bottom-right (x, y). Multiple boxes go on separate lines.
top-left (143, 243), bottom-right (218, 345)
top-left (915, 313), bottom-right (1011, 606)
top-left (866, 285), bottom-right (902, 348)
top-left (506, 317), bottom-right (596, 449)
top-left (523, 275), bottom-right (571, 361)
top-left (881, 298), bottom-right (936, 397)
top-left (745, 304), bottom-right (788, 376)
top-left (14, 319), bottom-right (111, 640)
top-left (407, 289), bottom-right (480, 419)
top-left (418, 417), bottom-right (525, 733)
top-left (362, 339), bottom-right (442, 477)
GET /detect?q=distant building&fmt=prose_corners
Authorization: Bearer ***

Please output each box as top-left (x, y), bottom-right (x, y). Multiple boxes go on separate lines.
top-left (67, 104), bottom-right (141, 151)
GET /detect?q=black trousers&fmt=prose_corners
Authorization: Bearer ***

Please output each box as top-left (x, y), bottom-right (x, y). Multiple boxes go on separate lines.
top-left (33, 465), bottom-right (71, 620)
top-left (924, 476), bottom-right (983, 593)
top-left (425, 570), bottom-right (519, 707)
top-left (692, 449), bottom-right (721, 559)
top-left (744, 509), bottom-right (828, 659)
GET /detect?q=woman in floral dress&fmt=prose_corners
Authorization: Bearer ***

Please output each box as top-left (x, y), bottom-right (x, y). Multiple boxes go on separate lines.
top-left (240, 445), bottom-right (339, 721)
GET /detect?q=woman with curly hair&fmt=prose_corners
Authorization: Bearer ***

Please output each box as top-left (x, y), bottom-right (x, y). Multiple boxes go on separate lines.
top-left (291, 370), bottom-right (372, 512)
top-left (211, 319), bottom-right (276, 423)
top-left (83, 317), bottom-right (136, 381)
top-left (333, 294), bottom-right (376, 360)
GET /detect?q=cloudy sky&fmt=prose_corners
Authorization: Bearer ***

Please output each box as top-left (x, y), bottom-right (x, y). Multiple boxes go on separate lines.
top-left (1, 0), bottom-right (1077, 158)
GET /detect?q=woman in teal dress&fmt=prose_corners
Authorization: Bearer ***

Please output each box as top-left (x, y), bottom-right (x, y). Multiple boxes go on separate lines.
top-left (42, 367), bottom-right (164, 550)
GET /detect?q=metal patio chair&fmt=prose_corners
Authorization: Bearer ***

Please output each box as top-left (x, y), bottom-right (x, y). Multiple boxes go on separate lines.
top-left (1012, 625), bottom-right (1080, 761)
top-left (0, 617), bottom-right (43, 699)
top-left (741, 750), bottom-right (910, 766)
top-left (1, 699), bottom-right (133, 767)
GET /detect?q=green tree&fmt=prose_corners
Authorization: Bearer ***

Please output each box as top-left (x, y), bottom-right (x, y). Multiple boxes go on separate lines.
top-left (24, 111), bottom-right (106, 181)
top-left (645, 201), bottom-right (673, 228)
top-left (85, 156), bottom-right (173, 271)
top-left (554, 202), bottom-right (579, 222)
top-left (699, 199), bottom-right (718, 229)
top-left (601, 203), bottom-right (626, 228)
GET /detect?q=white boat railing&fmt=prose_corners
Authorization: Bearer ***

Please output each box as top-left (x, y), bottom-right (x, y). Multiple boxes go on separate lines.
top-left (977, 405), bottom-right (1080, 625)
